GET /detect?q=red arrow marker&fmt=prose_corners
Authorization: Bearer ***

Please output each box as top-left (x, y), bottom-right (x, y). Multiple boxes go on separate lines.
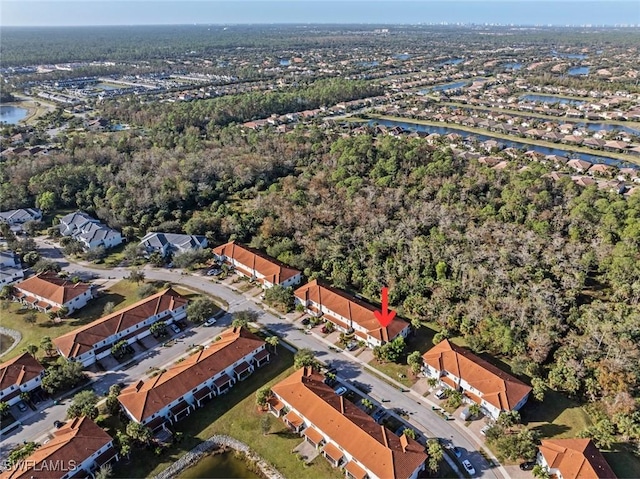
top-left (374, 287), bottom-right (396, 327)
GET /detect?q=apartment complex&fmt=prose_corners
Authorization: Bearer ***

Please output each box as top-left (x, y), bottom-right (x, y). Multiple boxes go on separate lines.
top-left (538, 438), bottom-right (617, 479)
top-left (270, 368), bottom-right (427, 479)
top-left (213, 241), bottom-right (302, 288)
top-left (53, 288), bottom-right (188, 367)
top-left (422, 339), bottom-right (531, 419)
top-left (118, 326), bottom-right (269, 431)
top-left (12, 272), bottom-right (93, 314)
top-left (0, 417), bottom-right (117, 479)
top-left (294, 280), bottom-right (410, 348)
top-left (0, 353), bottom-right (45, 406)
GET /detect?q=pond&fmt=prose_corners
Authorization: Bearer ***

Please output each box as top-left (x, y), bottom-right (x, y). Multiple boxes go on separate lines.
top-left (366, 118), bottom-right (638, 170)
top-left (502, 62), bottom-right (522, 70)
top-left (0, 333), bottom-right (16, 356)
top-left (358, 61), bottom-right (379, 67)
top-left (177, 451), bottom-right (260, 479)
top-left (438, 58), bottom-right (463, 66)
top-left (279, 59), bottom-right (290, 66)
top-left (568, 66), bottom-right (590, 76)
top-left (419, 81), bottom-right (469, 94)
top-left (0, 105), bottom-right (28, 124)
top-left (551, 52), bottom-right (588, 60)
top-left (394, 53), bottom-right (411, 60)
top-left (520, 94), bottom-right (585, 106)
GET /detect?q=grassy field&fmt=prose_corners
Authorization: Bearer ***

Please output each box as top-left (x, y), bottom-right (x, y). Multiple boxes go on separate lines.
top-left (0, 280), bottom-right (140, 361)
top-left (112, 348), bottom-right (342, 479)
top-left (521, 390), bottom-right (593, 438)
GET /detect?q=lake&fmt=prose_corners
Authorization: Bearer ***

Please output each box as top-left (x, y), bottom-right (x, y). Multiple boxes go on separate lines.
top-left (568, 66), bottom-right (590, 76)
top-left (177, 451), bottom-right (260, 479)
top-left (0, 334), bottom-right (15, 356)
top-left (520, 94), bottom-right (585, 106)
top-left (438, 58), bottom-right (464, 66)
top-left (366, 118), bottom-right (638, 170)
top-left (0, 105), bottom-right (28, 124)
top-left (502, 62), bottom-right (522, 71)
top-left (394, 53), bottom-right (411, 60)
top-left (279, 59), bottom-right (290, 66)
top-left (419, 81), bottom-right (469, 94)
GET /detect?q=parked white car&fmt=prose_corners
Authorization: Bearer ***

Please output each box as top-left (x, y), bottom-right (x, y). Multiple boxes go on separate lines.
top-left (462, 460), bottom-right (476, 476)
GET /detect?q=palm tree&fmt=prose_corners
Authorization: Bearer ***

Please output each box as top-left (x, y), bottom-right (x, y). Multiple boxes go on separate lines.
top-left (0, 401), bottom-right (9, 417)
top-left (24, 344), bottom-right (38, 357)
top-left (266, 336), bottom-right (279, 354)
top-left (40, 336), bottom-right (54, 357)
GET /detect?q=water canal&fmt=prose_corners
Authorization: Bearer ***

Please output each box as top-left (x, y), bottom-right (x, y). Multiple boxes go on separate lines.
top-left (177, 451), bottom-right (261, 479)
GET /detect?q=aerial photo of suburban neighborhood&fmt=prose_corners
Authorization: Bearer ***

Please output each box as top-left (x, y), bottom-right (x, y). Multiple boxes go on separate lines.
top-left (0, 1), bottom-right (639, 478)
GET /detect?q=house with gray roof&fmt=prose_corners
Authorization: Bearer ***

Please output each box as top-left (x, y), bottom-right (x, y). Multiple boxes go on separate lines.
top-left (0, 208), bottom-right (42, 233)
top-left (58, 211), bottom-right (123, 250)
top-left (139, 232), bottom-right (208, 258)
top-left (0, 250), bottom-right (24, 286)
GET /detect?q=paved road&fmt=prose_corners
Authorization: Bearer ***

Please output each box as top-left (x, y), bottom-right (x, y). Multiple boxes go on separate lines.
top-left (1, 239), bottom-right (507, 478)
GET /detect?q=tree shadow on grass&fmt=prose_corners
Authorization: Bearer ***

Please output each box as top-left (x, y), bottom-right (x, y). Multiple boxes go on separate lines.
top-left (530, 422), bottom-right (570, 438)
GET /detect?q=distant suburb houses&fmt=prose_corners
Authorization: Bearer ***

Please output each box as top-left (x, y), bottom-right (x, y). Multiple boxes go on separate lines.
top-left (0, 352), bottom-right (45, 406)
top-left (213, 241), bottom-right (302, 288)
top-left (12, 272), bottom-right (93, 314)
top-left (53, 288), bottom-right (188, 367)
top-left (537, 438), bottom-right (617, 479)
top-left (118, 326), bottom-right (269, 432)
top-left (270, 367), bottom-right (428, 479)
top-left (294, 279), bottom-right (411, 348)
top-left (0, 417), bottom-right (118, 479)
top-left (422, 339), bottom-right (532, 420)
top-left (139, 232), bottom-right (208, 258)
top-left (58, 211), bottom-right (123, 251)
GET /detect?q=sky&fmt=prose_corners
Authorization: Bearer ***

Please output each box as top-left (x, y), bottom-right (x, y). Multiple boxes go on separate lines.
top-left (1, 0), bottom-right (639, 27)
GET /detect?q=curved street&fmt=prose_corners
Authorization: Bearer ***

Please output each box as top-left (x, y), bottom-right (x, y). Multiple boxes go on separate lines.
top-left (0, 238), bottom-right (508, 478)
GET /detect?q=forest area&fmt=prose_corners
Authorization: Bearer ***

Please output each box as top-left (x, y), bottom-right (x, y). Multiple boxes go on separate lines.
top-left (2, 115), bottom-right (640, 450)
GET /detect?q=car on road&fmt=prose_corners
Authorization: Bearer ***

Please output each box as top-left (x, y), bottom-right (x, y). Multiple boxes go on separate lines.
top-left (54, 420), bottom-right (65, 428)
top-left (519, 461), bottom-right (536, 471)
top-left (203, 317), bottom-right (217, 327)
top-left (462, 460), bottom-right (476, 476)
top-left (206, 269), bottom-right (221, 276)
top-left (334, 386), bottom-right (348, 396)
top-left (444, 442), bottom-right (462, 457)
top-left (17, 402), bottom-right (28, 412)
top-left (170, 323), bottom-right (181, 334)
top-left (434, 389), bottom-right (447, 399)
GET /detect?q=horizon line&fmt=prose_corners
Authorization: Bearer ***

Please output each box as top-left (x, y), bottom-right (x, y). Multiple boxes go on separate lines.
top-left (2, 22), bottom-right (639, 27)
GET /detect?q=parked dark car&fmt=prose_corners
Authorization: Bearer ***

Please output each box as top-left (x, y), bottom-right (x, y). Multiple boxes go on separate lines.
top-left (519, 461), bottom-right (536, 471)
top-left (54, 420), bottom-right (65, 428)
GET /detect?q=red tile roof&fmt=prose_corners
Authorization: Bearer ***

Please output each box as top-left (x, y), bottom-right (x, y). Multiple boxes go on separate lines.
top-left (0, 352), bottom-right (44, 392)
top-left (54, 288), bottom-right (187, 359)
top-left (0, 417), bottom-right (113, 479)
top-left (294, 280), bottom-right (409, 343)
top-left (118, 327), bottom-right (264, 422)
top-left (272, 368), bottom-right (427, 479)
top-left (539, 438), bottom-right (617, 479)
top-left (212, 241), bottom-right (300, 285)
top-left (14, 272), bottom-right (91, 307)
top-left (422, 340), bottom-right (531, 412)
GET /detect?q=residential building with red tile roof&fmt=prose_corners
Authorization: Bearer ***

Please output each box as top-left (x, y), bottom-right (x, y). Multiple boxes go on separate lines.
top-left (538, 438), bottom-right (617, 479)
top-left (0, 353), bottom-right (45, 406)
top-left (270, 368), bottom-right (427, 479)
top-left (294, 280), bottom-right (410, 348)
top-left (53, 288), bottom-right (188, 367)
top-left (12, 272), bottom-right (93, 314)
top-left (118, 327), bottom-right (268, 430)
top-left (422, 339), bottom-right (531, 419)
top-left (0, 417), bottom-right (117, 479)
top-left (212, 241), bottom-right (302, 288)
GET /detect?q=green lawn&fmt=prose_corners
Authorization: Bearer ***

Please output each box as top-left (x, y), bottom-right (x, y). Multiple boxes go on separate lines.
top-left (603, 445), bottom-right (640, 479)
top-left (0, 280), bottom-right (140, 361)
top-left (521, 390), bottom-right (592, 438)
top-left (112, 348), bottom-right (342, 479)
